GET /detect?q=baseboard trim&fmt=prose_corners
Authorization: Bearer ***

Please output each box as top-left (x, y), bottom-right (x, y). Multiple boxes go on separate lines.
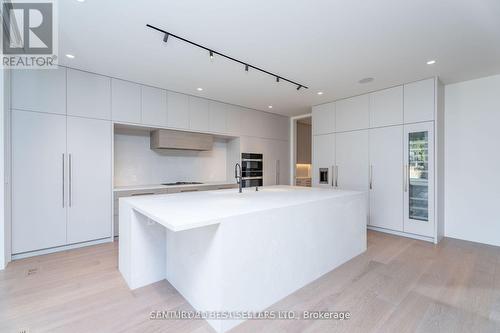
top-left (11, 237), bottom-right (113, 260)
top-left (367, 226), bottom-right (435, 243)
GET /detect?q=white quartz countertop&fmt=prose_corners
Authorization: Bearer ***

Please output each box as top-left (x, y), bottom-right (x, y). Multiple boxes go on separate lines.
top-left (121, 185), bottom-right (365, 232)
top-left (114, 181), bottom-right (237, 192)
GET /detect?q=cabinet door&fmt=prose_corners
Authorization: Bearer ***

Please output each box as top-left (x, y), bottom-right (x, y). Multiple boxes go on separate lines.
top-left (296, 122), bottom-right (311, 164)
top-left (312, 134), bottom-right (335, 188)
top-left (404, 78), bottom-right (435, 123)
top-left (336, 130), bottom-right (369, 191)
top-left (312, 102), bottom-right (335, 135)
top-left (189, 96), bottom-right (209, 132)
top-left (67, 117), bottom-right (112, 243)
top-left (11, 67), bottom-right (66, 115)
top-left (336, 95), bottom-right (370, 132)
top-left (167, 91), bottom-right (189, 129)
top-left (67, 69), bottom-right (111, 120)
top-left (209, 101), bottom-right (227, 134)
top-left (12, 110), bottom-right (67, 253)
top-left (370, 86), bottom-right (403, 127)
top-left (142, 86), bottom-right (167, 127)
top-left (404, 122), bottom-right (434, 237)
top-left (369, 126), bottom-right (403, 230)
top-left (226, 105), bottom-right (242, 136)
top-left (111, 79), bottom-right (141, 123)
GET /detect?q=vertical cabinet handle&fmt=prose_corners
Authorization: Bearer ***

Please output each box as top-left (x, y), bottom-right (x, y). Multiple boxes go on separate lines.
top-left (331, 165), bottom-right (335, 187)
top-left (369, 165), bottom-right (373, 190)
top-left (335, 165), bottom-right (339, 187)
top-left (275, 160), bottom-right (280, 185)
top-left (62, 153), bottom-right (65, 207)
top-left (69, 153), bottom-right (72, 207)
top-left (404, 164), bottom-right (409, 192)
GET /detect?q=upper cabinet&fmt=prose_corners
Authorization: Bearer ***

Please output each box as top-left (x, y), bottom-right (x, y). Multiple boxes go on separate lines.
top-left (312, 102), bottom-right (335, 135)
top-left (111, 79), bottom-right (141, 123)
top-left (167, 91), bottom-right (189, 129)
top-left (189, 96), bottom-right (209, 132)
top-left (67, 69), bottom-right (111, 120)
top-left (335, 95), bottom-right (370, 132)
top-left (11, 67), bottom-right (66, 115)
top-left (226, 105), bottom-right (242, 136)
top-left (404, 78), bottom-right (435, 123)
top-left (369, 86), bottom-right (403, 127)
top-left (208, 101), bottom-right (227, 134)
top-left (141, 86), bottom-right (167, 127)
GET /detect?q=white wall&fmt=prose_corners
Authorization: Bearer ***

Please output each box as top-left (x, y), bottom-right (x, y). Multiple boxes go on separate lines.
top-left (0, 70), bottom-right (5, 269)
top-left (444, 74), bottom-right (500, 246)
top-left (114, 128), bottom-right (228, 186)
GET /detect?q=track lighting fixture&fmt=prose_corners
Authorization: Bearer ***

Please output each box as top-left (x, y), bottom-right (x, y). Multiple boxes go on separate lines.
top-left (146, 24), bottom-right (308, 91)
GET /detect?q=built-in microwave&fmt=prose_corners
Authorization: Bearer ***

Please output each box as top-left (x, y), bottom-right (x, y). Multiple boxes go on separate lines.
top-left (241, 153), bottom-right (263, 187)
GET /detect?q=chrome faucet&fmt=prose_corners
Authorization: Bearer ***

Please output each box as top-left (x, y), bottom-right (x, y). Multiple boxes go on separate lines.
top-left (235, 163), bottom-right (242, 193)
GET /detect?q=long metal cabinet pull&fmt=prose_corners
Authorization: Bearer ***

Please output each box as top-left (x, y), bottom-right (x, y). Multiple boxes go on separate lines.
top-left (275, 160), bottom-right (280, 185)
top-left (62, 153), bottom-right (65, 207)
top-left (369, 165), bottom-right (373, 190)
top-left (404, 164), bottom-right (409, 192)
top-left (69, 154), bottom-right (72, 207)
top-left (331, 165), bottom-right (335, 187)
top-left (335, 166), bottom-right (339, 187)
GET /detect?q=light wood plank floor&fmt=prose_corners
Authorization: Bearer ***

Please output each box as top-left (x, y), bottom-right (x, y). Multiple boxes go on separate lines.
top-left (1, 231), bottom-right (500, 333)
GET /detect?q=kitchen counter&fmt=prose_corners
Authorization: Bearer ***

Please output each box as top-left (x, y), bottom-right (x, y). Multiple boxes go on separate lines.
top-left (121, 185), bottom-right (362, 232)
top-left (119, 185), bottom-right (367, 333)
top-left (113, 181), bottom-right (237, 192)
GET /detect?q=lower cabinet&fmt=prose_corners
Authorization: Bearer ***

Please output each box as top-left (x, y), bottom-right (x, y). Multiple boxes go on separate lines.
top-left (12, 110), bottom-right (112, 255)
top-left (312, 133), bottom-right (335, 188)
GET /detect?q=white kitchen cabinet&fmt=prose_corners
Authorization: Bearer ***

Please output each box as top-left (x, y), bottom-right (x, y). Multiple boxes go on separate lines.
top-left (404, 78), bottom-right (435, 123)
top-left (208, 101), bottom-right (227, 133)
top-left (370, 86), bottom-right (403, 127)
top-left (265, 114), bottom-right (289, 141)
top-left (111, 79), bottom-right (141, 123)
top-left (241, 108), bottom-right (264, 137)
top-left (336, 95), bottom-right (370, 132)
top-left (167, 91), bottom-right (189, 129)
top-left (189, 96), bottom-right (210, 132)
top-left (141, 86), bottom-right (167, 127)
top-left (403, 122), bottom-right (434, 237)
top-left (262, 139), bottom-right (289, 186)
top-left (11, 110), bottom-right (67, 254)
top-left (11, 67), bottom-right (66, 115)
top-left (312, 134), bottom-right (335, 188)
top-left (312, 102), bottom-right (335, 135)
top-left (335, 130), bottom-right (369, 191)
top-left (369, 126), bottom-right (404, 230)
top-left (67, 69), bottom-right (111, 120)
top-left (226, 105), bottom-right (242, 136)
top-left (67, 117), bottom-right (112, 243)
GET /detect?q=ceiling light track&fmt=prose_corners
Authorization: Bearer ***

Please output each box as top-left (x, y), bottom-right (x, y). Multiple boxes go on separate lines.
top-left (146, 24), bottom-right (309, 90)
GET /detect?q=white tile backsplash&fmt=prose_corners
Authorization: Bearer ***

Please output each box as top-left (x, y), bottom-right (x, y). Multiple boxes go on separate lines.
top-left (114, 128), bottom-right (228, 186)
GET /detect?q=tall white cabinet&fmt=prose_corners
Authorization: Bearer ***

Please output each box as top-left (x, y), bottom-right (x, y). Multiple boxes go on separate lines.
top-left (12, 111), bottom-right (67, 253)
top-left (312, 78), bottom-right (444, 243)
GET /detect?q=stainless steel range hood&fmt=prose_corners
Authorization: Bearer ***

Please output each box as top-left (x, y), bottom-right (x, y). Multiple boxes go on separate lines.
top-left (150, 129), bottom-right (213, 151)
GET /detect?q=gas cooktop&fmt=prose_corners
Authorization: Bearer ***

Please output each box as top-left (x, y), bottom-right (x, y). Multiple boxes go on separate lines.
top-left (161, 182), bottom-right (204, 186)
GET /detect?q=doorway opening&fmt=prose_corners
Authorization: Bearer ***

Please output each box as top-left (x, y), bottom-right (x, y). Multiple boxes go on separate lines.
top-left (291, 115), bottom-right (312, 187)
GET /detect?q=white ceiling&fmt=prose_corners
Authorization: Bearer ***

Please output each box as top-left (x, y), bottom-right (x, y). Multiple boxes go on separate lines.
top-left (58, 0), bottom-right (500, 116)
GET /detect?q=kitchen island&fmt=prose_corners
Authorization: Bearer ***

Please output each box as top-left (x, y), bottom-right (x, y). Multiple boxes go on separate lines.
top-left (119, 186), bottom-right (367, 332)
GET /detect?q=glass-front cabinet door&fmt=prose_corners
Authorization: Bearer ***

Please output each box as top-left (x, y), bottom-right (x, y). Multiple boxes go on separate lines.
top-left (404, 122), bottom-right (434, 237)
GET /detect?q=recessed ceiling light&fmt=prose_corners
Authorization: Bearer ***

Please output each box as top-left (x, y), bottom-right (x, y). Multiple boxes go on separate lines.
top-left (196, 87), bottom-right (203, 91)
top-left (317, 91), bottom-right (324, 95)
top-left (65, 54), bottom-right (75, 59)
top-left (358, 77), bottom-right (374, 84)
top-left (76, 0), bottom-right (85, 2)
top-left (268, 105), bottom-right (273, 109)
top-left (426, 60), bottom-right (436, 65)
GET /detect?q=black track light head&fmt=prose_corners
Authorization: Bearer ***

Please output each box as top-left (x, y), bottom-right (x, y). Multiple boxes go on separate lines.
top-left (245, 64), bottom-right (249, 72)
top-left (209, 50), bottom-right (214, 59)
top-left (163, 33), bottom-right (169, 43)
top-left (297, 85), bottom-right (302, 90)
top-left (276, 77), bottom-right (280, 83)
